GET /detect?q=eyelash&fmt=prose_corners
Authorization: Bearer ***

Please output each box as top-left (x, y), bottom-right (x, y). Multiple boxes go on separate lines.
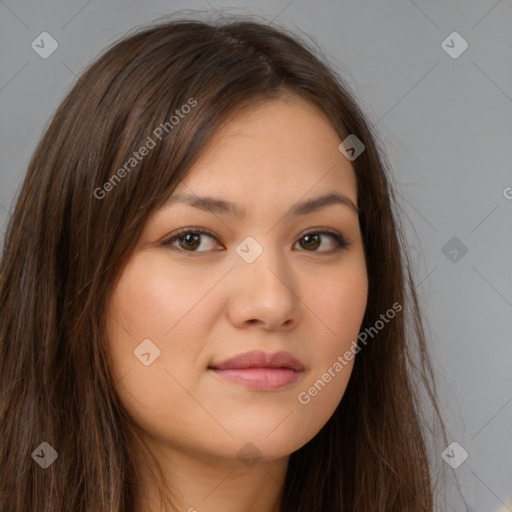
top-left (161, 227), bottom-right (350, 254)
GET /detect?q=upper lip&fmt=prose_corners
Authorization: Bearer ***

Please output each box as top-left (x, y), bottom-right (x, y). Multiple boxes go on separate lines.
top-left (209, 350), bottom-right (304, 372)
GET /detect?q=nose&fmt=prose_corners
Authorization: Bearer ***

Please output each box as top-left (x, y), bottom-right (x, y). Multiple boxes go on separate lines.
top-left (227, 242), bottom-right (299, 331)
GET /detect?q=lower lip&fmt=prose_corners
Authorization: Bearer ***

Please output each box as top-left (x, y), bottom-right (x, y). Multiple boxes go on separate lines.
top-left (209, 368), bottom-right (303, 390)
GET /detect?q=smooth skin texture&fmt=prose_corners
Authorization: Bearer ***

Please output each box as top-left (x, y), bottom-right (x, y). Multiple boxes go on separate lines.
top-left (106, 94), bottom-right (368, 512)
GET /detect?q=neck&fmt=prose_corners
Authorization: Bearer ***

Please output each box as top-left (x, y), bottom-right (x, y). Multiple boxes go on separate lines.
top-left (134, 441), bottom-right (289, 512)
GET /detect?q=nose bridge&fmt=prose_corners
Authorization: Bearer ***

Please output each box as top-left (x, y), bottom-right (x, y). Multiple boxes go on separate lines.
top-left (235, 232), bottom-right (289, 288)
top-left (230, 233), bottom-right (298, 325)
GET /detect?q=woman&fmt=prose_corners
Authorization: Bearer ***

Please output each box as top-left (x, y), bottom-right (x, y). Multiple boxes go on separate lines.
top-left (0, 15), bottom-right (451, 511)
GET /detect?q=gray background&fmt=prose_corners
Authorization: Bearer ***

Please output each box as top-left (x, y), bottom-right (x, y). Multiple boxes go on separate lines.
top-left (1, 1), bottom-right (511, 511)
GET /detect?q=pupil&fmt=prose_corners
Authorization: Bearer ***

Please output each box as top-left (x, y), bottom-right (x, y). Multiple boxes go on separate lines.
top-left (303, 234), bottom-right (319, 250)
top-left (183, 234), bottom-right (199, 249)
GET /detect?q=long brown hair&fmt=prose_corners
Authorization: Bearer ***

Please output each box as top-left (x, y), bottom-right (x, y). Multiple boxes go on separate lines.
top-left (0, 13), bottom-right (451, 511)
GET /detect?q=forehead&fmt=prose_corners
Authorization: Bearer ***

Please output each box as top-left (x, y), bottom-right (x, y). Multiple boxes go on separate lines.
top-left (169, 96), bottom-right (358, 212)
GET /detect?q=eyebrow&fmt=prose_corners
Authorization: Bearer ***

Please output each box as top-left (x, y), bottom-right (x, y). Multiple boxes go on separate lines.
top-left (164, 192), bottom-right (359, 218)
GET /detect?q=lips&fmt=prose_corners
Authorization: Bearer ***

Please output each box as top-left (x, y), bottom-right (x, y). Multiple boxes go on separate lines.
top-left (209, 350), bottom-right (304, 372)
top-left (208, 350), bottom-right (305, 391)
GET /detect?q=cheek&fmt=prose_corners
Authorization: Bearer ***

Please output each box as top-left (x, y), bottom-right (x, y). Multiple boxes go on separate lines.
top-left (306, 255), bottom-right (368, 346)
top-left (105, 254), bottom-right (211, 385)
top-left (293, 259), bottom-right (367, 432)
top-left (108, 251), bottom-right (231, 360)
top-left (105, 255), bottom-right (214, 439)
top-left (110, 256), bottom-right (198, 336)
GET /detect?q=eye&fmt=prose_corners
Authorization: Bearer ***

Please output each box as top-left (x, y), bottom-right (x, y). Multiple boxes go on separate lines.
top-left (162, 227), bottom-right (350, 254)
top-left (296, 228), bottom-right (350, 253)
top-left (162, 227), bottom-right (220, 253)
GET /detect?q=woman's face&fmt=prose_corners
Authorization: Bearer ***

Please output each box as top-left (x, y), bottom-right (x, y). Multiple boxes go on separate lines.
top-left (106, 95), bottom-right (368, 463)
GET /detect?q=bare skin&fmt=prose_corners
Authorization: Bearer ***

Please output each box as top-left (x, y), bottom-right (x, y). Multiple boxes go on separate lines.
top-left (106, 94), bottom-right (368, 512)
